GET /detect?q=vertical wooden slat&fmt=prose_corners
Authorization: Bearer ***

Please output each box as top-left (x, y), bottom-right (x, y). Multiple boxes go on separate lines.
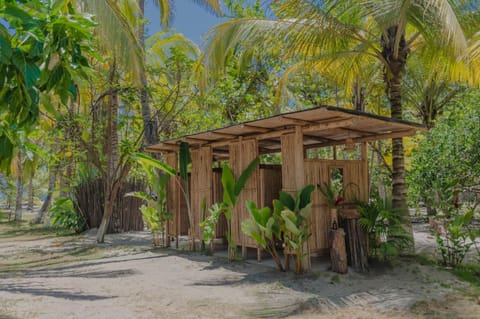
top-left (190, 146), bottom-right (213, 240)
top-left (165, 152), bottom-right (179, 237)
top-left (229, 139), bottom-right (259, 250)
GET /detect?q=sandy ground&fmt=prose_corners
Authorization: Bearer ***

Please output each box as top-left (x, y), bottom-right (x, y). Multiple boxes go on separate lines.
top-left (0, 220), bottom-right (479, 319)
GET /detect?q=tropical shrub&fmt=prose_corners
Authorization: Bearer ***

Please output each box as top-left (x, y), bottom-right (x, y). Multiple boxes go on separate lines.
top-left (242, 200), bottom-right (284, 271)
top-left (433, 209), bottom-right (475, 267)
top-left (128, 157), bottom-right (172, 247)
top-left (202, 157), bottom-right (260, 260)
top-left (50, 197), bottom-right (85, 233)
top-left (242, 185), bottom-right (315, 273)
top-left (357, 196), bottom-right (412, 260)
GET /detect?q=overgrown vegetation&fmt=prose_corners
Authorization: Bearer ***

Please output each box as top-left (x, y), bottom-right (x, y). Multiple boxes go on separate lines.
top-left (357, 196), bottom-right (412, 261)
top-left (201, 158), bottom-right (260, 260)
top-left (242, 185), bottom-right (315, 273)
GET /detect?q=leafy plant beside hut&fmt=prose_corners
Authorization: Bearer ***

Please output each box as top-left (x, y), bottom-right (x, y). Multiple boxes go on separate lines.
top-left (132, 147), bottom-right (196, 249)
top-left (242, 185), bottom-right (315, 273)
top-left (318, 182), bottom-right (344, 228)
top-left (127, 162), bottom-right (171, 247)
top-left (357, 196), bottom-right (412, 261)
top-left (201, 158), bottom-right (260, 260)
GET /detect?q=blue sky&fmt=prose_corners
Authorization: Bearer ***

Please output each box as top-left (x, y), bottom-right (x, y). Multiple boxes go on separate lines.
top-left (144, 1), bottom-right (227, 46)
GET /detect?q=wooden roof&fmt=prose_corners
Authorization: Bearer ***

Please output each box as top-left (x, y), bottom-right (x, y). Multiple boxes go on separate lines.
top-left (146, 106), bottom-right (426, 157)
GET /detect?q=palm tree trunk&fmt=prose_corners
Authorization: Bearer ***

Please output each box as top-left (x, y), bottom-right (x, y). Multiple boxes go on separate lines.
top-left (139, 0), bottom-right (158, 146)
top-left (382, 26), bottom-right (413, 249)
top-left (27, 169), bottom-right (34, 211)
top-left (14, 154), bottom-right (23, 221)
top-left (34, 168), bottom-right (56, 224)
top-left (97, 61), bottom-right (120, 243)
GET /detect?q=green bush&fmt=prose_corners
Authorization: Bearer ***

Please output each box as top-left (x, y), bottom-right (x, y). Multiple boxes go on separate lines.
top-left (50, 197), bottom-right (86, 233)
top-left (357, 196), bottom-right (412, 260)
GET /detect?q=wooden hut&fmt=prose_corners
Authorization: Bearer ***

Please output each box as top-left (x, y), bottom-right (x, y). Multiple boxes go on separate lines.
top-left (147, 106), bottom-right (425, 258)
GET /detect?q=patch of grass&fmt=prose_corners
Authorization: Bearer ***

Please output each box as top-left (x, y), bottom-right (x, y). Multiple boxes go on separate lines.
top-left (330, 274), bottom-right (340, 284)
top-left (414, 253), bottom-right (438, 266)
top-left (452, 264), bottom-right (480, 287)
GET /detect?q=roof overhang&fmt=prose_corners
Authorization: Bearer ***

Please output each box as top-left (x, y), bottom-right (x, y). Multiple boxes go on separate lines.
top-left (146, 106), bottom-right (426, 157)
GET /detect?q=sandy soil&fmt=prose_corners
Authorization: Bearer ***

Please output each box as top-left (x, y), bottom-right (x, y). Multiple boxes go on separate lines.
top-left (0, 221), bottom-right (479, 319)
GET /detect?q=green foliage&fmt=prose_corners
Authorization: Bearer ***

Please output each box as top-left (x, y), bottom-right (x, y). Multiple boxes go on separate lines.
top-left (242, 200), bottom-right (285, 271)
top-left (434, 208), bottom-right (475, 268)
top-left (179, 142), bottom-right (191, 181)
top-left (50, 197), bottom-right (85, 233)
top-left (274, 185), bottom-right (315, 273)
top-left (242, 185), bottom-right (315, 273)
top-left (200, 203), bottom-right (225, 245)
top-left (317, 182), bottom-right (344, 208)
top-left (0, 0), bottom-right (94, 168)
top-left (202, 157), bottom-right (260, 259)
top-left (408, 90), bottom-right (480, 210)
top-left (129, 154), bottom-right (173, 246)
top-left (221, 158), bottom-right (260, 209)
top-left (453, 263), bottom-right (480, 287)
top-left (357, 196), bottom-right (412, 260)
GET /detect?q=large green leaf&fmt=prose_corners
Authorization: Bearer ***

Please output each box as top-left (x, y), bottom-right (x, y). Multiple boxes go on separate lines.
top-left (179, 141), bottom-right (191, 181)
top-left (297, 184), bottom-right (315, 210)
top-left (221, 163), bottom-right (235, 206)
top-left (281, 210), bottom-right (300, 236)
top-left (279, 191), bottom-right (295, 211)
top-left (132, 152), bottom-right (176, 176)
top-left (241, 219), bottom-right (267, 248)
top-left (234, 157), bottom-right (259, 196)
top-left (246, 200), bottom-right (271, 227)
top-left (299, 203), bottom-right (313, 219)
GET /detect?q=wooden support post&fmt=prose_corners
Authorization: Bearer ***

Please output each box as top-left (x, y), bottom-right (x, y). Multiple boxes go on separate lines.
top-left (330, 228), bottom-right (348, 274)
top-left (257, 248), bottom-right (262, 262)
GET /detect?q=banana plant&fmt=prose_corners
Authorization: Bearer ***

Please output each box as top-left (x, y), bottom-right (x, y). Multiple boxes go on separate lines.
top-left (242, 200), bottom-right (285, 271)
top-left (130, 148), bottom-right (193, 248)
top-left (241, 184), bottom-right (315, 273)
top-left (127, 161), bottom-right (172, 247)
top-left (201, 157), bottom-right (260, 260)
top-left (273, 184), bottom-right (315, 273)
top-left (220, 157), bottom-right (260, 260)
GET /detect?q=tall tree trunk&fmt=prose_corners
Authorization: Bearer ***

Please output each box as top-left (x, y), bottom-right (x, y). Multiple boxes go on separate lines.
top-left (97, 60), bottom-right (120, 243)
top-left (139, 0), bottom-right (159, 146)
top-left (27, 168), bottom-right (34, 211)
top-left (382, 26), bottom-right (413, 249)
top-left (33, 168), bottom-right (56, 224)
top-left (352, 80), bottom-right (365, 112)
top-left (14, 154), bottom-right (23, 221)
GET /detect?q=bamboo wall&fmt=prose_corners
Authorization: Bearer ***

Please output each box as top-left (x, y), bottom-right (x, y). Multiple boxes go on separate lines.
top-left (73, 178), bottom-right (145, 233)
top-left (229, 139), bottom-right (260, 249)
top-left (190, 146), bottom-right (213, 240)
top-left (259, 165), bottom-right (282, 208)
top-left (166, 153), bottom-right (189, 237)
top-left (304, 159), bottom-right (368, 254)
top-left (213, 168), bottom-right (228, 238)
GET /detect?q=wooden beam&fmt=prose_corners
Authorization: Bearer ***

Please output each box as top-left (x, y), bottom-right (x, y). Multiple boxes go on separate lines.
top-left (182, 137), bottom-right (210, 144)
top-left (302, 118), bottom-right (355, 133)
top-left (241, 124), bottom-right (269, 133)
top-left (256, 128), bottom-right (295, 140)
top-left (145, 143), bottom-right (179, 153)
top-left (282, 115), bottom-right (319, 125)
top-left (207, 131), bottom-right (237, 138)
top-left (353, 129), bottom-right (418, 143)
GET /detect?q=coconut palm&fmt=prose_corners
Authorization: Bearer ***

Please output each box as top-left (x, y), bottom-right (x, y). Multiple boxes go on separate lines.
top-left (137, 0), bottom-right (221, 146)
top-left (202, 0), bottom-right (477, 237)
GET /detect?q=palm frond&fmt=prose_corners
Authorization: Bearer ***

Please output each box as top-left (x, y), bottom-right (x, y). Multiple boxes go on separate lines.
top-left (80, 0), bottom-right (144, 82)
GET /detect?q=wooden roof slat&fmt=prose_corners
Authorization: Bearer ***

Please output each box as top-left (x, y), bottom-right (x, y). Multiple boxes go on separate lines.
top-left (147, 106), bottom-right (426, 153)
top-left (302, 118), bottom-right (355, 133)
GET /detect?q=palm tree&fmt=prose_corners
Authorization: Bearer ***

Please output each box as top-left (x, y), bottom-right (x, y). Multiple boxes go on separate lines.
top-left (137, 0), bottom-right (221, 146)
top-left (202, 0), bottom-right (476, 238)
